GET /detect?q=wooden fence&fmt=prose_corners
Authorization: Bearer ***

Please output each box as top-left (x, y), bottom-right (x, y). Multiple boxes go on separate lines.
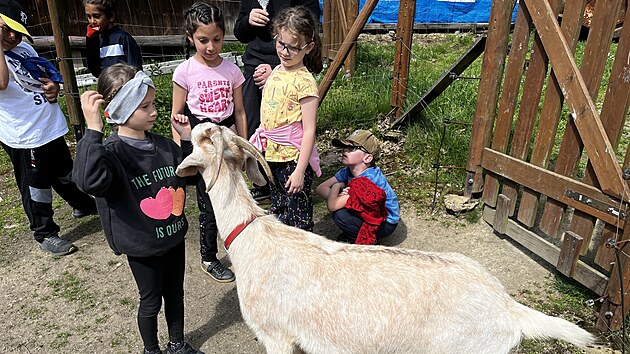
top-left (23, 0), bottom-right (240, 37)
top-left (466, 0), bottom-right (630, 330)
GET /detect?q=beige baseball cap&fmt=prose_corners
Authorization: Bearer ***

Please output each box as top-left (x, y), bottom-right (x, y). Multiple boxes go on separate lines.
top-left (332, 129), bottom-right (381, 160)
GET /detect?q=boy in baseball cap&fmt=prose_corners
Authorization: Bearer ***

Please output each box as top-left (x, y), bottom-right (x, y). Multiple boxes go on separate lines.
top-left (0, 0), bottom-right (33, 43)
top-left (316, 130), bottom-right (400, 245)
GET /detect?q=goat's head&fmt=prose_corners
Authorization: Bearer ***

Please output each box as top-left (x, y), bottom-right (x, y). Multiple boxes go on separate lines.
top-left (176, 122), bottom-right (273, 192)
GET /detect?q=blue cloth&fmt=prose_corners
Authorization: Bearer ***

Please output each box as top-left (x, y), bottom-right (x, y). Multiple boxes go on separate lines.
top-left (335, 166), bottom-right (400, 224)
top-left (3, 50), bottom-right (63, 83)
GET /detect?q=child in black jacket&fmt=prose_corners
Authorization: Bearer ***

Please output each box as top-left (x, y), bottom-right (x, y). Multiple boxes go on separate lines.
top-left (73, 63), bottom-right (202, 354)
top-left (83, 0), bottom-right (142, 77)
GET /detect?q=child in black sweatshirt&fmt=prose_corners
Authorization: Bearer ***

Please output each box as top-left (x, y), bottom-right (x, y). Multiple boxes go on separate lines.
top-left (72, 63), bottom-right (203, 354)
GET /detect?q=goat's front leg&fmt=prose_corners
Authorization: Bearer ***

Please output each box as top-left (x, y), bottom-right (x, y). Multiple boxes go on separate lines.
top-left (257, 333), bottom-right (296, 354)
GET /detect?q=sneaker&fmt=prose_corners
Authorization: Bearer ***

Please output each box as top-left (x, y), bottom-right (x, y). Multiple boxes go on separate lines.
top-left (167, 341), bottom-right (204, 354)
top-left (250, 185), bottom-right (271, 202)
top-left (40, 236), bottom-right (77, 256)
top-left (201, 260), bottom-right (235, 283)
top-left (143, 348), bottom-right (162, 354)
top-left (72, 207), bottom-right (98, 219)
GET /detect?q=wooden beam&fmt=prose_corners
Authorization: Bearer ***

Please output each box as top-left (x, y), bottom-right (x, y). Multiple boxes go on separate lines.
top-left (523, 0), bottom-right (628, 200)
top-left (318, 0), bottom-right (379, 104)
top-left (483, 206), bottom-right (608, 295)
top-left (481, 148), bottom-right (627, 228)
top-left (46, 0), bottom-right (84, 141)
top-left (390, 0), bottom-right (416, 118)
top-left (557, 231), bottom-right (584, 277)
top-left (390, 35), bottom-right (486, 128)
top-left (465, 0), bottom-right (517, 196)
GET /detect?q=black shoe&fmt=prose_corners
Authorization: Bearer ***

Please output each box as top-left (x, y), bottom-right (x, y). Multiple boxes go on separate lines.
top-left (250, 185), bottom-right (271, 202)
top-left (167, 341), bottom-right (204, 354)
top-left (40, 236), bottom-right (77, 256)
top-left (143, 347), bottom-right (162, 354)
top-left (72, 207), bottom-right (97, 219)
top-left (201, 260), bottom-right (235, 283)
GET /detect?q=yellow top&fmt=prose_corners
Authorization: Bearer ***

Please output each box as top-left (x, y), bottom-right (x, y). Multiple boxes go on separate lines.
top-left (260, 66), bottom-right (318, 162)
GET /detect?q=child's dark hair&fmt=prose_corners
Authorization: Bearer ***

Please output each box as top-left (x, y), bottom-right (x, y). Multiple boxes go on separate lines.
top-left (272, 6), bottom-right (322, 74)
top-left (183, 2), bottom-right (225, 57)
top-left (97, 63), bottom-right (138, 104)
top-left (83, 0), bottom-right (117, 19)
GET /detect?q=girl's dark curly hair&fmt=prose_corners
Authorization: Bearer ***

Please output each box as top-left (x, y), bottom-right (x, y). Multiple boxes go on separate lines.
top-left (82, 0), bottom-right (117, 19)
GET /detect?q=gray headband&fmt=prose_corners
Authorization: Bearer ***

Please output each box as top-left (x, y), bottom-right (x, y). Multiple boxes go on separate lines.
top-left (104, 71), bottom-right (155, 125)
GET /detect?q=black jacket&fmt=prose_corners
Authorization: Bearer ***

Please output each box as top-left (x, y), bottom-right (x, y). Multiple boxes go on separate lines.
top-left (86, 25), bottom-right (143, 77)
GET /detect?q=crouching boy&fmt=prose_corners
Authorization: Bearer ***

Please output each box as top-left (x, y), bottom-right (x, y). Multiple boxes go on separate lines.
top-left (316, 130), bottom-right (399, 244)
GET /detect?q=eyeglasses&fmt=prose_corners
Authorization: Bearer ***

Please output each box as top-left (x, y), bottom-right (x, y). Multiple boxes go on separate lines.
top-left (273, 35), bottom-right (311, 56)
top-left (342, 146), bottom-right (368, 154)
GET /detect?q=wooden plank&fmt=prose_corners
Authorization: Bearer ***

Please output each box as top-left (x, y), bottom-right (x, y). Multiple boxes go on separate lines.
top-left (32, 35), bottom-right (237, 50)
top-left (344, 0), bottom-right (358, 73)
top-left (482, 5), bottom-right (531, 207)
top-left (481, 148), bottom-right (627, 228)
top-left (483, 206), bottom-right (608, 295)
top-left (390, 0), bottom-right (416, 117)
top-left (518, 0), bottom-right (588, 228)
top-left (557, 231), bottom-right (584, 277)
top-left (523, 0), bottom-right (628, 199)
top-left (594, 223), bottom-right (621, 272)
top-left (501, 31), bottom-right (551, 216)
top-left (318, 0), bottom-right (379, 104)
top-left (322, 0), bottom-right (332, 60)
top-left (596, 223), bottom-right (630, 331)
top-left (494, 194), bottom-right (511, 234)
top-left (566, 0), bottom-right (626, 255)
top-left (465, 0), bottom-right (517, 196)
top-left (539, 0), bottom-right (624, 239)
top-left (390, 35), bottom-right (487, 128)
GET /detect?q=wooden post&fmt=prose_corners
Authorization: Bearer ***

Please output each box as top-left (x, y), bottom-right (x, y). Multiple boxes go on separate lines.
top-left (46, 0), bottom-right (84, 141)
top-left (464, 0), bottom-right (517, 196)
top-left (390, 0), bottom-right (416, 118)
top-left (318, 0), bottom-right (379, 104)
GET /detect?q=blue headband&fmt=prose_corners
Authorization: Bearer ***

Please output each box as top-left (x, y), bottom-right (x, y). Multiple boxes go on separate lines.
top-left (104, 71), bottom-right (155, 125)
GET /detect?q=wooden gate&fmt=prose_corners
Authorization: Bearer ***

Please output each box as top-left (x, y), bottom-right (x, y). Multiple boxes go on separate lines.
top-left (465, 0), bottom-right (630, 330)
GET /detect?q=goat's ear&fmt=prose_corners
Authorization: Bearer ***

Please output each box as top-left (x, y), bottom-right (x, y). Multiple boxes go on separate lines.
top-left (243, 150), bottom-right (266, 186)
top-left (176, 152), bottom-right (205, 177)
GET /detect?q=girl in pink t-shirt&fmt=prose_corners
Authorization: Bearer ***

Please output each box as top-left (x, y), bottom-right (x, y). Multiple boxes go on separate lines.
top-left (170, 2), bottom-right (247, 283)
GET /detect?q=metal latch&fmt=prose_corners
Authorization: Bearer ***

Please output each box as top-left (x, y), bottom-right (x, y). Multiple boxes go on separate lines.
top-left (565, 190), bottom-right (627, 220)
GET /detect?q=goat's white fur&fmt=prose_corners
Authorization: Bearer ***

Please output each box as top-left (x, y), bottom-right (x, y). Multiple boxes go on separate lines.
top-left (177, 123), bottom-right (595, 354)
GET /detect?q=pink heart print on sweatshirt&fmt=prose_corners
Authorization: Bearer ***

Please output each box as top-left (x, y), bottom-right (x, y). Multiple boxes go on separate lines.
top-left (140, 187), bottom-right (185, 220)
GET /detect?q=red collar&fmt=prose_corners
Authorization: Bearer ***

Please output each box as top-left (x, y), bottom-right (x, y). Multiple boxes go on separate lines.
top-left (224, 214), bottom-right (257, 250)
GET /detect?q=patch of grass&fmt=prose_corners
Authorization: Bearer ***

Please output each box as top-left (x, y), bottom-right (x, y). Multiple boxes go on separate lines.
top-left (51, 332), bottom-right (71, 350)
top-left (47, 271), bottom-right (96, 310)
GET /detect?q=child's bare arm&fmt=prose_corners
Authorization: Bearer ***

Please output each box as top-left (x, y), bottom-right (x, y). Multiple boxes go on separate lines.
top-left (233, 85), bottom-right (248, 139)
top-left (285, 95), bottom-right (318, 193)
top-left (0, 24), bottom-right (10, 90)
top-left (170, 83), bottom-right (188, 145)
top-left (171, 114), bottom-right (191, 141)
top-left (326, 182), bottom-right (349, 212)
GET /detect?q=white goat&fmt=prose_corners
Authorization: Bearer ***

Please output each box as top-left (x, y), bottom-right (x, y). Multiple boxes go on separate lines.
top-left (176, 122), bottom-right (595, 354)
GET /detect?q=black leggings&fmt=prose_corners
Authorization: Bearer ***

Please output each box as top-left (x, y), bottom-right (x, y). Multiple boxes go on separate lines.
top-left (127, 241), bottom-right (185, 351)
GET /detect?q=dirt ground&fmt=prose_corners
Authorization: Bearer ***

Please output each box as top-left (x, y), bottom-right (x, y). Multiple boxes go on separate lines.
top-left (1, 183), bottom-right (610, 354)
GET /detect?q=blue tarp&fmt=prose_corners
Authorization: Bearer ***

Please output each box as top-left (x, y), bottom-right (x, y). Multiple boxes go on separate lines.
top-left (320, 0), bottom-right (518, 24)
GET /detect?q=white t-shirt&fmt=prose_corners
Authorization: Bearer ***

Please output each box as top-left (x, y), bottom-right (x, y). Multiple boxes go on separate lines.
top-left (0, 42), bottom-right (69, 149)
top-left (172, 57), bottom-right (245, 123)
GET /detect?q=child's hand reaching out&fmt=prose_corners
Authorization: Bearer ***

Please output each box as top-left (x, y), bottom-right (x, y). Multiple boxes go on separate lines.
top-left (80, 90), bottom-right (105, 132)
top-left (171, 114), bottom-right (191, 141)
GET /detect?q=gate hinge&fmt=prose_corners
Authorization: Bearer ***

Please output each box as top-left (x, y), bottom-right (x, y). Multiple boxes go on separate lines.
top-left (565, 190), bottom-right (627, 220)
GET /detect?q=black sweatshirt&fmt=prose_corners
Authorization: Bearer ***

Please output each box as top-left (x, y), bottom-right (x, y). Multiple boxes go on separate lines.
top-left (233, 0), bottom-right (321, 69)
top-left (86, 25), bottom-right (143, 78)
top-left (73, 129), bottom-right (193, 257)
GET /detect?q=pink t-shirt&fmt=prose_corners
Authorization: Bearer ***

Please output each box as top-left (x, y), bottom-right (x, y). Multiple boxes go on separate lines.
top-left (172, 57), bottom-right (245, 123)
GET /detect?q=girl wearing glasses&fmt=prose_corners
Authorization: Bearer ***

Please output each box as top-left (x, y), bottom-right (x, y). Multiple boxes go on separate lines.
top-left (249, 5), bottom-right (323, 231)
